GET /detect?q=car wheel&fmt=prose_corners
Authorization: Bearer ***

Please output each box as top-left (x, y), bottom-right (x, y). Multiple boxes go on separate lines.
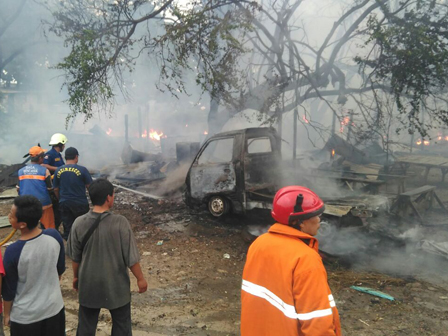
top-left (208, 196), bottom-right (230, 217)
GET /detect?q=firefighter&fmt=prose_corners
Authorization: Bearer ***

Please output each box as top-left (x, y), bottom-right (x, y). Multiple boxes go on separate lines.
top-left (17, 146), bottom-right (55, 229)
top-left (53, 147), bottom-right (93, 240)
top-left (42, 133), bottom-right (68, 232)
top-left (241, 186), bottom-right (341, 336)
top-left (42, 133), bottom-right (68, 174)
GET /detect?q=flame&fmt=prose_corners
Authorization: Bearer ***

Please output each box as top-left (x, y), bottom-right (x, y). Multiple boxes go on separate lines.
top-left (416, 139), bottom-right (422, 145)
top-left (438, 136), bottom-right (442, 141)
top-left (204, 131), bottom-right (208, 135)
top-left (106, 128), bottom-right (112, 135)
top-left (141, 129), bottom-right (164, 141)
top-left (445, 136), bottom-right (448, 141)
top-left (339, 116), bottom-right (351, 133)
top-left (149, 129), bottom-right (164, 141)
top-left (302, 115), bottom-right (309, 124)
top-left (331, 149), bottom-right (335, 157)
top-left (423, 140), bottom-right (430, 146)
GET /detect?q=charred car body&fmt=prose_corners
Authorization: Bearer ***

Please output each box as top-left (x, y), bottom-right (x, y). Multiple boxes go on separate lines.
top-left (183, 127), bottom-right (384, 221)
top-left (184, 128), bottom-right (280, 217)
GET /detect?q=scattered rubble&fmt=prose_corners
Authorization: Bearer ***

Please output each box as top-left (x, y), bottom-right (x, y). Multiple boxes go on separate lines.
top-left (3, 184), bottom-right (448, 334)
top-left (4, 127), bottom-right (448, 334)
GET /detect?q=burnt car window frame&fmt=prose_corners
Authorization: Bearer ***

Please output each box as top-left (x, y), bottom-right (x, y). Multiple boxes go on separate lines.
top-left (196, 137), bottom-right (235, 165)
top-left (246, 136), bottom-right (274, 155)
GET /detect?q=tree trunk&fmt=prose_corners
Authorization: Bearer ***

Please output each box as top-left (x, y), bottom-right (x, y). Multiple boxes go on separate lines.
top-left (207, 96), bottom-right (230, 135)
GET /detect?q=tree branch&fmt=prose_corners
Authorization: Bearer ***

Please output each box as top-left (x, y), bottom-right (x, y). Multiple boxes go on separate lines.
top-left (0, 0), bottom-right (26, 39)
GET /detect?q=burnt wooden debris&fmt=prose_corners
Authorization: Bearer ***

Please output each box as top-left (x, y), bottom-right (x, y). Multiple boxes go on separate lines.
top-left (0, 163), bottom-right (24, 188)
top-left (390, 186), bottom-right (448, 226)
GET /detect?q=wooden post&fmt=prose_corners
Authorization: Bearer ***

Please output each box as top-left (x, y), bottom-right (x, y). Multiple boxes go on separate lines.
top-left (138, 107), bottom-right (142, 137)
top-left (147, 103), bottom-right (150, 149)
top-left (125, 114), bottom-right (129, 143)
top-left (421, 105), bottom-right (425, 152)
top-left (293, 108), bottom-right (298, 160)
top-left (331, 111), bottom-right (336, 136)
top-left (346, 109), bottom-right (354, 142)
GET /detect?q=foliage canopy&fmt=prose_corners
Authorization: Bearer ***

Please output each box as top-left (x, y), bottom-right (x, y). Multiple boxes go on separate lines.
top-left (356, 0), bottom-right (448, 136)
top-left (48, 0), bottom-right (448, 138)
top-left (48, 0), bottom-right (257, 125)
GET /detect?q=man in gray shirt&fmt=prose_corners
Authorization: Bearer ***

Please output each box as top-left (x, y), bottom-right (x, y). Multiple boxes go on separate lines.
top-left (66, 179), bottom-right (147, 336)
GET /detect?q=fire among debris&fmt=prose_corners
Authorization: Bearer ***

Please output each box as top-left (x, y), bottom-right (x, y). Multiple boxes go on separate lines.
top-left (340, 116), bottom-right (351, 133)
top-left (142, 129), bottom-right (164, 141)
top-left (416, 139), bottom-right (431, 146)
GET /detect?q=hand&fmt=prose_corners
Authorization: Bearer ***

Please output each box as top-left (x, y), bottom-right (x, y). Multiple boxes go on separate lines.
top-left (73, 277), bottom-right (78, 292)
top-left (137, 278), bottom-right (148, 293)
top-left (4, 314), bottom-right (10, 327)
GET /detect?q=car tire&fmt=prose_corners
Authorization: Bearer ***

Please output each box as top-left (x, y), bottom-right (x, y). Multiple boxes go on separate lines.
top-left (208, 196), bottom-right (230, 217)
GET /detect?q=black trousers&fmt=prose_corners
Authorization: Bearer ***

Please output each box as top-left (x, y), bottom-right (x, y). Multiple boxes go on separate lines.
top-left (10, 307), bottom-right (65, 336)
top-left (52, 197), bottom-right (62, 231)
top-left (77, 303), bottom-right (132, 336)
top-left (60, 202), bottom-right (90, 240)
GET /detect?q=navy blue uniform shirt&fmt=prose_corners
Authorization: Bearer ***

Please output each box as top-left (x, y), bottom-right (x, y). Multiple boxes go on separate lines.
top-left (53, 164), bottom-right (93, 205)
top-left (43, 148), bottom-right (65, 174)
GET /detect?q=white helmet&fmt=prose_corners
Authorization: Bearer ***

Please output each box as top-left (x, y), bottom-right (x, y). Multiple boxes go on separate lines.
top-left (49, 133), bottom-right (68, 146)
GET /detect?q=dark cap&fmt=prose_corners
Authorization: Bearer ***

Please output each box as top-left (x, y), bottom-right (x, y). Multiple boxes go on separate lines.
top-left (65, 147), bottom-right (79, 160)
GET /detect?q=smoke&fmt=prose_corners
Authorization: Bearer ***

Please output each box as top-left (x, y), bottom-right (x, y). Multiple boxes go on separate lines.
top-left (0, 0), bottom-right (416, 172)
top-left (318, 220), bottom-right (448, 286)
top-left (155, 162), bottom-right (192, 197)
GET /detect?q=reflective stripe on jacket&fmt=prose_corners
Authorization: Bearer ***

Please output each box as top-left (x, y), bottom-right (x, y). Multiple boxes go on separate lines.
top-left (241, 223), bottom-right (341, 336)
top-left (18, 164), bottom-right (51, 207)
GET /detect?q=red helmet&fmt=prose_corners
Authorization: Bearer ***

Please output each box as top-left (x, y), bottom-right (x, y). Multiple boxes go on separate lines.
top-left (271, 186), bottom-right (325, 225)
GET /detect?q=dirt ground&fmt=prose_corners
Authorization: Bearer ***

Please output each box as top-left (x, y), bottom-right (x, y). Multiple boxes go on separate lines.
top-left (2, 166), bottom-right (448, 335)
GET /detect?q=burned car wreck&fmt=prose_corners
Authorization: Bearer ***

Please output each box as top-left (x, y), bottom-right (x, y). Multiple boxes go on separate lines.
top-left (183, 127), bottom-right (280, 217)
top-left (183, 128), bottom-right (387, 235)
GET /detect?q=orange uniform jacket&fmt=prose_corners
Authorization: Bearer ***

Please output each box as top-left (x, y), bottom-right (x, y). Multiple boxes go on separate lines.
top-left (241, 223), bottom-right (342, 336)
